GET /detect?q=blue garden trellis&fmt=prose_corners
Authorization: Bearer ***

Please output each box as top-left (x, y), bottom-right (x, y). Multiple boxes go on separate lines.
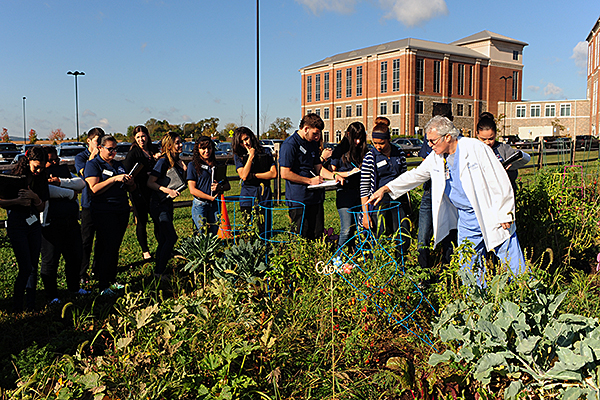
top-left (316, 201), bottom-right (437, 349)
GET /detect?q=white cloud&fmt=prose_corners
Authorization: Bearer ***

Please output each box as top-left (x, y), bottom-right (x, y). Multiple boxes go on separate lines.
top-left (571, 41), bottom-right (587, 76)
top-left (527, 85), bottom-right (540, 92)
top-left (98, 118), bottom-right (111, 129)
top-left (182, 114), bottom-right (191, 121)
top-left (141, 42), bottom-right (147, 52)
top-left (379, 0), bottom-right (448, 27)
top-left (82, 109), bottom-right (97, 117)
top-left (142, 107), bottom-right (152, 114)
top-left (295, 0), bottom-right (357, 15)
top-left (543, 82), bottom-right (564, 99)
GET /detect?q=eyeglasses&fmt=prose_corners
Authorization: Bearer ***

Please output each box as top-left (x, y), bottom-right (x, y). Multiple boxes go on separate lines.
top-left (427, 135), bottom-right (445, 146)
top-left (103, 147), bottom-right (118, 153)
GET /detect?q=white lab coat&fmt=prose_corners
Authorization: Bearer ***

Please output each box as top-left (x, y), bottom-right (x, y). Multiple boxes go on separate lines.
top-left (385, 137), bottom-right (515, 251)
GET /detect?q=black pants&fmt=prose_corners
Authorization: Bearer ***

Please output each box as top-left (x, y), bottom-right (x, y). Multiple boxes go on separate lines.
top-left (149, 199), bottom-right (177, 275)
top-left (7, 216), bottom-right (42, 312)
top-left (92, 210), bottom-right (129, 290)
top-left (130, 190), bottom-right (157, 254)
top-left (41, 218), bottom-right (83, 299)
top-left (80, 207), bottom-right (96, 280)
top-left (289, 202), bottom-right (324, 240)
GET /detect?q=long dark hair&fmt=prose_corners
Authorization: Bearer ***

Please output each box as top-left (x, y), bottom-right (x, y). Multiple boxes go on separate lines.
top-left (12, 146), bottom-right (47, 176)
top-left (342, 122), bottom-right (367, 167)
top-left (192, 136), bottom-right (217, 174)
top-left (477, 113), bottom-right (497, 134)
top-left (232, 126), bottom-right (262, 157)
top-left (130, 125), bottom-right (155, 154)
top-left (161, 131), bottom-right (181, 168)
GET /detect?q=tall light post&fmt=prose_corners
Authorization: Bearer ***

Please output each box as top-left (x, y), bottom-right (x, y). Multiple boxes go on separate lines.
top-left (22, 97), bottom-right (26, 145)
top-left (499, 75), bottom-right (512, 135)
top-left (67, 71), bottom-right (85, 142)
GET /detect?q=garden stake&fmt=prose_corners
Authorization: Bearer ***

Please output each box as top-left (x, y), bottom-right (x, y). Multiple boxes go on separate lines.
top-left (330, 272), bottom-right (335, 400)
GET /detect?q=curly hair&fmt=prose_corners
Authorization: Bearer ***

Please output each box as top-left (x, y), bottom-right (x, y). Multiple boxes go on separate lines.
top-left (192, 136), bottom-right (217, 174)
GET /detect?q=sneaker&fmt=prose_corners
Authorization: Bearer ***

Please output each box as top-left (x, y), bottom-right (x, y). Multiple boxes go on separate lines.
top-left (72, 288), bottom-right (90, 295)
top-left (100, 288), bottom-right (118, 297)
top-left (110, 282), bottom-right (125, 290)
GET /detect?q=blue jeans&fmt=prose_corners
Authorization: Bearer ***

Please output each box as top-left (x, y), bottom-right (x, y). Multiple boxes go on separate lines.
top-left (417, 188), bottom-right (433, 249)
top-left (337, 207), bottom-right (356, 249)
top-left (192, 198), bottom-right (219, 235)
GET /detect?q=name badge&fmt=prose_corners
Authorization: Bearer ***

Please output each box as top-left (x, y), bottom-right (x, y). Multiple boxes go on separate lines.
top-left (376, 160), bottom-right (387, 168)
top-left (102, 169), bottom-right (114, 177)
top-left (299, 146), bottom-right (306, 154)
top-left (201, 164), bottom-right (209, 170)
top-left (26, 215), bottom-right (38, 225)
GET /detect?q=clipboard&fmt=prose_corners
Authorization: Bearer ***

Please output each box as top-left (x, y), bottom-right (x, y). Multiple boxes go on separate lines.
top-left (128, 162), bottom-right (143, 178)
top-left (210, 164), bottom-right (228, 196)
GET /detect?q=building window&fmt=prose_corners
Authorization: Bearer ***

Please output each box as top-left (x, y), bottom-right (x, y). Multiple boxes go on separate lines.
top-left (323, 131), bottom-right (330, 142)
top-left (516, 105), bottom-right (526, 118)
top-left (335, 106), bottom-right (342, 118)
top-left (335, 130), bottom-right (342, 142)
top-left (315, 108), bottom-right (320, 117)
top-left (336, 70), bottom-right (342, 99)
top-left (457, 104), bottom-right (464, 116)
top-left (531, 104), bottom-right (541, 117)
top-left (467, 104), bottom-right (472, 117)
top-left (306, 109), bottom-right (312, 115)
top-left (380, 61), bottom-right (387, 93)
top-left (391, 128), bottom-right (399, 136)
top-left (356, 66), bottom-right (363, 97)
top-left (323, 107), bottom-right (329, 120)
top-left (306, 76), bottom-right (312, 102)
top-left (545, 104), bottom-right (556, 117)
top-left (393, 59), bottom-right (400, 92)
top-left (433, 61), bottom-right (441, 93)
top-left (315, 74), bottom-right (320, 102)
top-left (469, 65), bottom-right (473, 96)
top-left (380, 102), bottom-right (387, 115)
top-left (513, 50), bottom-right (519, 61)
top-left (356, 104), bottom-right (363, 117)
top-left (346, 68), bottom-right (352, 98)
top-left (324, 72), bottom-right (330, 101)
top-left (560, 103), bottom-right (571, 117)
top-left (416, 59), bottom-right (424, 92)
top-left (512, 71), bottom-right (519, 100)
top-left (448, 62), bottom-right (453, 95)
top-left (346, 105), bottom-right (352, 117)
top-left (416, 100), bottom-right (423, 114)
top-left (392, 100), bottom-right (399, 114)
top-left (457, 64), bottom-right (464, 95)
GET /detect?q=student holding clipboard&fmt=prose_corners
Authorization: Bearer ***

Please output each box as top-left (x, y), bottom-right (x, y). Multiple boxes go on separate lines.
top-left (187, 136), bottom-right (230, 235)
top-left (232, 127), bottom-right (277, 238)
top-left (147, 132), bottom-right (187, 280)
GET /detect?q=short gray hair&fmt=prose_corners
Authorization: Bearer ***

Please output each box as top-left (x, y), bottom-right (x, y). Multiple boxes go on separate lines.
top-left (424, 115), bottom-right (460, 139)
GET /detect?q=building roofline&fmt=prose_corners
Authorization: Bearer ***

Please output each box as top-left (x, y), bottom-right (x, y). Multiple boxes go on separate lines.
top-left (587, 16), bottom-right (600, 42)
top-left (450, 30), bottom-right (528, 47)
top-left (300, 36), bottom-right (490, 71)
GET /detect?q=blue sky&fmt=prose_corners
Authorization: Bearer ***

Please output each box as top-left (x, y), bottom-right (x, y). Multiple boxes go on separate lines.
top-left (1, 0), bottom-right (598, 139)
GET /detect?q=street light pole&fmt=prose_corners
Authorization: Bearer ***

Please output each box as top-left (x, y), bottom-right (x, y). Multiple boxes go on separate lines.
top-left (22, 97), bottom-right (26, 145)
top-left (67, 71), bottom-right (85, 142)
top-left (499, 75), bottom-right (512, 135)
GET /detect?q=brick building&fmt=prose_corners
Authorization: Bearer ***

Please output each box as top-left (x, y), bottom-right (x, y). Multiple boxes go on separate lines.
top-left (500, 99), bottom-right (590, 140)
top-left (588, 16), bottom-right (600, 136)
top-left (300, 30), bottom-right (527, 142)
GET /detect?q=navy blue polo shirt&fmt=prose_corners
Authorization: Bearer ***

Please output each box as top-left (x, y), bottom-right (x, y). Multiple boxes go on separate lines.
top-left (279, 131), bottom-right (323, 206)
top-left (330, 157), bottom-right (360, 209)
top-left (186, 160), bottom-right (213, 199)
top-left (75, 148), bottom-right (93, 209)
top-left (84, 156), bottom-right (129, 213)
top-left (372, 145), bottom-right (407, 189)
top-left (150, 158), bottom-right (186, 202)
top-left (234, 149), bottom-right (275, 207)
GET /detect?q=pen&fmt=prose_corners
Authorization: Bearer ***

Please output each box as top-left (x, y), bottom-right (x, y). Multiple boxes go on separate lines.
top-left (351, 162), bottom-right (358, 169)
top-left (309, 170), bottom-right (317, 177)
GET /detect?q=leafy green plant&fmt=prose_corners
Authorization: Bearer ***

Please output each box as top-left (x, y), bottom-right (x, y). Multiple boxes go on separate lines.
top-left (429, 271), bottom-right (600, 399)
top-left (214, 239), bottom-right (269, 284)
top-left (178, 230), bottom-right (222, 285)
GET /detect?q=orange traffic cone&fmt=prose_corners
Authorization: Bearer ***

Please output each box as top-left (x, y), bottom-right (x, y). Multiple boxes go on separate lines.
top-left (217, 194), bottom-right (233, 239)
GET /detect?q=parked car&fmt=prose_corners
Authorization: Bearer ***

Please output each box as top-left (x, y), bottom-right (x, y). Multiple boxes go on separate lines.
top-left (217, 142), bottom-right (232, 155)
top-left (181, 141), bottom-right (195, 157)
top-left (260, 139), bottom-right (275, 153)
top-left (392, 137), bottom-right (421, 157)
top-left (60, 141), bottom-right (86, 147)
top-left (57, 145), bottom-right (86, 163)
top-left (514, 139), bottom-right (533, 149)
top-left (500, 135), bottom-right (521, 146)
top-left (114, 142), bottom-right (131, 161)
top-left (546, 137), bottom-right (572, 150)
top-left (0, 143), bottom-right (21, 164)
top-left (575, 135), bottom-right (600, 150)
